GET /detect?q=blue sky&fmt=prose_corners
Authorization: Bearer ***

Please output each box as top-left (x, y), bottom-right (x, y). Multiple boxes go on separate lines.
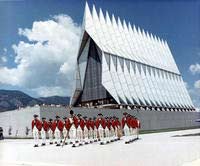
top-left (0, 0), bottom-right (199, 107)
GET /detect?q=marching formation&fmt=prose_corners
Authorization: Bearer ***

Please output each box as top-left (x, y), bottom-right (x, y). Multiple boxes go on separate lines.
top-left (31, 110), bottom-right (141, 147)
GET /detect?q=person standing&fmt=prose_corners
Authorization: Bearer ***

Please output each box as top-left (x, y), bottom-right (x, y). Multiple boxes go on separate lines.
top-left (83, 116), bottom-right (89, 144)
top-left (31, 114), bottom-right (42, 147)
top-left (62, 117), bottom-right (68, 145)
top-left (96, 113), bottom-right (106, 145)
top-left (93, 117), bottom-right (98, 142)
top-left (122, 112), bottom-right (130, 143)
top-left (48, 119), bottom-right (54, 144)
top-left (77, 114), bottom-right (84, 146)
top-left (104, 117), bottom-right (110, 144)
top-left (53, 116), bottom-right (64, 146)
top-left (68, 110), bottom-right (78, 147)
top-left (41, 117), bottom-right (49, 146)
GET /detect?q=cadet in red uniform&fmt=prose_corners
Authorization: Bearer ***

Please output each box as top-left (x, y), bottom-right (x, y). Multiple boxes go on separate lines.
top-left (48, 119), bottom-right (54, 144)
top-left (62, 117), bottom-right (68, 145)
top-left (32, 114), bottom-right (42, 147)
top-left (68, 110), bottom-right (78, 147)
top-left (62, 116), bottom-right (72, 145)
top-left (41, 117), bottom-right (49, 146)
top-left (115, 117), bottom-right (122, 140)
top-left (121, 112), bottom-right (130, 142)
top-left (104, 117), bottom-right (110, 143)
top-left (96, 113), bottom-right (106, 145)
top-left (93, 117), bottom-right (98, 142)
top-left (83, 116), bottom-right (89, 144)
top-left (76, 114), bottom-right (84, 145)
top-left (87, 117), bottom-right (93, 143)
top-left (53, 116), bottom-right (64, 146)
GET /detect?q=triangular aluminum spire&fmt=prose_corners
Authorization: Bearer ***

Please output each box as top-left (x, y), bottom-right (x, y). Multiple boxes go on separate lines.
top-left (128, 22), bottom-right (132, 32)
top-left (123, 19), bottom-right (129, 32)
top-left (83, 1), bottom-right (93, 29)
top-left (99, 8), bottom-right (106, 24)
top-left (92, 4), bottom-right (99, 21)
top-left (117, 17), bottom-right (124, 31)
top-left (106, 11), bottom-right (112, 26)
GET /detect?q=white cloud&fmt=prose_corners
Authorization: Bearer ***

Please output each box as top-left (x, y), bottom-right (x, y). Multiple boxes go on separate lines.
top-left (0, 14), bottom-right (81, 96)
top-left (189, 63), bottom-right (200, 75)
top-left (194, 80), bottom-right (200, 89)
top-left (32, 86), bottom-right (67, 97)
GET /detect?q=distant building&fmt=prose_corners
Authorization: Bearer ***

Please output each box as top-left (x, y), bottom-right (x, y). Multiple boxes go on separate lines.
top-left (71, 2), bottom-right (195, 112)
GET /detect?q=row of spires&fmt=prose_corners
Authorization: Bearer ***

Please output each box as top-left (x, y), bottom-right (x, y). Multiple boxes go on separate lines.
top-left (85, 2), bottom-right (169, 48)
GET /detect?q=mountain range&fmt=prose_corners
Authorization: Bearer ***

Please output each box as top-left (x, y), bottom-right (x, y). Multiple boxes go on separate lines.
top-left (0, 90), bottom-right (70, 112)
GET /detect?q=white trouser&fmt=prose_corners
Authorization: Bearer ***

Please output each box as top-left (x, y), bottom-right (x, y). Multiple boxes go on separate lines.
top-left (84, 126), bottom-right (89, 142)
top-left (115, 127), bottom-right (118, 139)
top-left (63, 127), bottom-right (68, 140)
top-left (69, 125), bottom-right (76, 143)
top-left (130, 127), bottom-right (133, 136)
top-left (136, 128), bottom-right (139, 138)
top-left (93, 127), bottom-right (98, 140)
top-left (55, 127), bottom-right (61, 144)
top-left (76, 126), bottom-right (83, 143)
top-left (32, 126), bottom-right (39, 145)
top-left (41, 128), bottom-right (46, 144)
top-left (48, 129), bottom-right (53, 143)
top-left (123, 124), bottom-right (130, 141)
top-left (88, 128), bottom-right (93, 141)
top-left (110, 126), bottom-right (115, 139)
top-left (98, 125), bottom-right (104, 141)
top-left (104, 127), bottom-right (110, 142)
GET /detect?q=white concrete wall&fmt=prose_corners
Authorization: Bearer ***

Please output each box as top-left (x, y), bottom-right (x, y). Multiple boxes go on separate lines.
top-left (0, 106), bottom-right (40, 138)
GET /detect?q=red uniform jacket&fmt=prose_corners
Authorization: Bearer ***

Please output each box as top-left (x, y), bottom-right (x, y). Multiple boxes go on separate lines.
top-left (73, 116), bottom-right (78, 129)
top-left (105, 120), bottom-right (111, 130)
top-left (52, 120), bottom-right (64, 132)
top-left (86, 120), bottom-right (91, 130)
top-left (32, 119), bottom-right (42, 131)
top-left (65, 118), bottom-right (71, 130)
top-left (111, 119), bottom-right (116, 129)
top-left (96, 118), bottom-right (106, 129)
top-left (41, 121), bottom-right (49, 131)
top-left (90, 120), bottom-right (95, 130)
top-left (79, 118), bottom-right (85, 130)
top-left (121, 117), bottom-right (130, 128)
top-left (48, 122), bottom-right (54, 131)
top-left (115, 119), bottom-right (121, 128)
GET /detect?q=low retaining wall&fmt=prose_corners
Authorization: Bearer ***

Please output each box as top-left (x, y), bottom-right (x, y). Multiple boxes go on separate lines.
top-left (73, 108), bottom-right (200, 130)
top-left (0, 106), bottom-right (199, 138)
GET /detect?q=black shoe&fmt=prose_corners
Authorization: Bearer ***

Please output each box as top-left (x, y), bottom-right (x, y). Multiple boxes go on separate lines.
top-left (94, 139), bottom-right (97, 142)
top-left (72, 144), bottom-right (76, 147)
top-left (118, 138), bottom-right (120, 140)
top-left (90, 141), bottom-right (93, 143)
top-left (41, 143), bottom-right (46, 146)
top-left (34, 144), bottom-right (38, 147)
top-left (125, 141), bottom-right (129, 144)
top-left (111, 140), bottom-right (114, 142)
top-left (50, 142), bottom-right (53, 145)
top-left (100, 142), bottom-right (104, 145)
top-left (75, 140), bottom-right (79, 143)
top-left (106, 141), bottom-right (109, 144)
top-left (70, 142), bottom-right (73, 144)
top-left (98, 138), bottom-right (100, 141)
top-left (56, 144), bottom-right (60, 146)
top-left (65, 142), bottom-right (68, 145)
top-left (85, 142), bottom-right (88, 145)
top-left (79, 143), bottom-right (82, 146)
